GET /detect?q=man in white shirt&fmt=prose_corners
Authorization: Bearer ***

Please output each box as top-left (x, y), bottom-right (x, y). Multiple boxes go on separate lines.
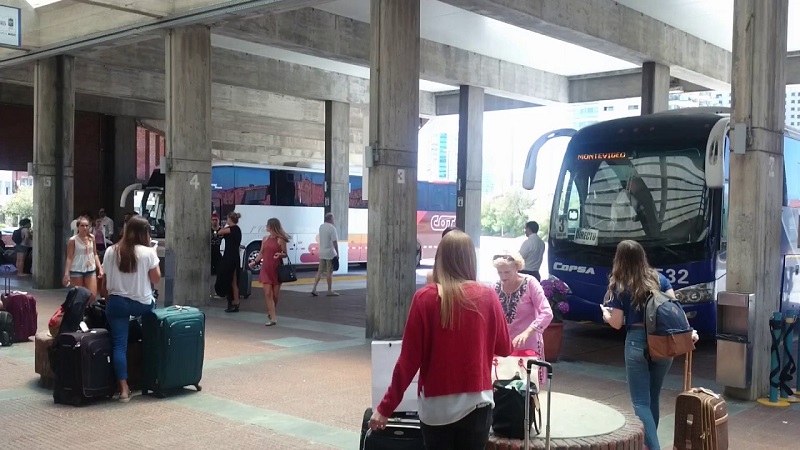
top-left (97, 208), bottom-right (115, 241)
top-left (519, 221), bottom-right (546, 281)
top-left (311, 212), bottom-right (340, 297)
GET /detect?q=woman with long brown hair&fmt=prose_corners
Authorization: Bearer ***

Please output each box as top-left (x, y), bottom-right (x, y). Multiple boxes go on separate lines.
top-left (250, 218), bottom-right (289, 326)
top-left (370, 230), bottom-right (512, 449)
top-left (215, 211), bottom-right (242, 313)
top-left (63, 215), bottom-right (104, 296)
top-left (102, 216), bottom-right (160, 402)
top-left (601, 240), bottom-right (698, 450)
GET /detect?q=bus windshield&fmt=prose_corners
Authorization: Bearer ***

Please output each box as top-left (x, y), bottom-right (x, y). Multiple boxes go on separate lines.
top-left (551, 144), bottom-right (709, 247)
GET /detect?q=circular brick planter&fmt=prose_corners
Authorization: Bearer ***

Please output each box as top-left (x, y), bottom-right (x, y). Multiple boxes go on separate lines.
top-left (486, 394), bottom-right (644, 450)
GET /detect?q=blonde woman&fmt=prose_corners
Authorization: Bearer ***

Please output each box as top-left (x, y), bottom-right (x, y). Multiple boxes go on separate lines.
top-left (370, 230), bottom-right (512, 449)
top-left (63, 216), bottom-right (104, 297)
top-left (492, 254), bottom-right (552, 387)
top-left (250, 218), bottom-right (290, 326)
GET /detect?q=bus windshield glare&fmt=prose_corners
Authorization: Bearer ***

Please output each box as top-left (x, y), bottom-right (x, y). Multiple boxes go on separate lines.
top-left (551, 144), bottom-right (708, 247)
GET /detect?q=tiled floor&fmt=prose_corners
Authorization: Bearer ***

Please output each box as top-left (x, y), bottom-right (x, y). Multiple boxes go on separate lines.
top-left (1, 275), bottom-right (799, 449)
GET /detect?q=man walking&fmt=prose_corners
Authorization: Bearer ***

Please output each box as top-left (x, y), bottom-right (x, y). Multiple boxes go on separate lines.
top-left (311, 212), bottom-right (339, 297)
top-left (519, 221), bottom-right (545, 281)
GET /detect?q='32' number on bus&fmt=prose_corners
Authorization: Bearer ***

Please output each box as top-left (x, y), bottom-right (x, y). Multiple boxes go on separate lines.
top-left (657, 268), bottom-right (689, 285)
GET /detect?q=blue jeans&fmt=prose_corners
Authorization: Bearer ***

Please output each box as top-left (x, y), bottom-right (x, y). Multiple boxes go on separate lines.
top-left (106, 295), bottom-right (154, 381)
top-left (625, 328), bottom-right (672, 450)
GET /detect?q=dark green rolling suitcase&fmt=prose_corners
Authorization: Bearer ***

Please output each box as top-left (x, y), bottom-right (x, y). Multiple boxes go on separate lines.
top-left (141, 306), bottom-right (205, 397)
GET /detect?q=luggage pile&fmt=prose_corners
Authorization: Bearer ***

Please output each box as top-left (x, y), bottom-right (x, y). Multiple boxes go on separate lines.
top-left (361, 341), bottom-right (555, 450)
top-left (45, 287), bottom-right (205, 406)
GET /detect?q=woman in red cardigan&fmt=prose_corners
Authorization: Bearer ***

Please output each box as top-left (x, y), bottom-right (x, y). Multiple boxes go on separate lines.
top-left (369, 230), bottom-right (513, 449)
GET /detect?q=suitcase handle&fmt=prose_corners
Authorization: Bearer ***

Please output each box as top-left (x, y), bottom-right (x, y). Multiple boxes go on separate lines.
top-left (527, 358), bottom-right (553, 374)
top-left (525, 358), bottom-right (552, 450)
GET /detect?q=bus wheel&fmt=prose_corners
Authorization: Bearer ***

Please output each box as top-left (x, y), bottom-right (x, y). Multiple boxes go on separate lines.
top-left (246, 242), bottom-right (262, 274)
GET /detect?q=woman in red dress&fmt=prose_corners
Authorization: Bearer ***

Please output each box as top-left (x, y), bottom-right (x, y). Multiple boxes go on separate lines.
top-left (250, 218), bottom-right (290, 326)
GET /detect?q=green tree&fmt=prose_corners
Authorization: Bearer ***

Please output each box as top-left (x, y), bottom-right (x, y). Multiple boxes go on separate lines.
top-left (3, 187), bottom-right (33, 224)
top-left (480, 188), bottom-right (533, 237)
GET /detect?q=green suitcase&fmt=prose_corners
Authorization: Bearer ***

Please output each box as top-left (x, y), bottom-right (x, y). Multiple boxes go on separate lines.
top-left (141, 306), bottom-right (205, 397)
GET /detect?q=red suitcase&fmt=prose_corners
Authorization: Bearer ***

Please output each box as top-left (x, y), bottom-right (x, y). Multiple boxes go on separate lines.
top-left (2, 266), bottom-right (37, 342)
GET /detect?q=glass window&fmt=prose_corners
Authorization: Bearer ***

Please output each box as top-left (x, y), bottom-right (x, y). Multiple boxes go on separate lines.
top-left (552, 145), bottom-right (708, 246)
top-left (349, 176), bottom-right (367, 209)
top-left (296, 172), bottom-right (325, 207)
top-left (784, 135), bottom-right (800, 208)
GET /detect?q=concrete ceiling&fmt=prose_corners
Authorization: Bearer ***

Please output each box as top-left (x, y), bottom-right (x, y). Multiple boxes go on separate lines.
top-left (317, 0), bottom-right (638, 76)
top-left (615, 0), bottom-right (800, 53)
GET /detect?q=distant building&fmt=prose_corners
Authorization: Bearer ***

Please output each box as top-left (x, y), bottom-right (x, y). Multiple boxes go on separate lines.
top-left (571, 85), bottom-right (800, 129)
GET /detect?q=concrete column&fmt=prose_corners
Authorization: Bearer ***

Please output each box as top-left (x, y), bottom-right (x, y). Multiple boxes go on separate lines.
top-left (726, 0), bottom-right (789, 400)
top-left (113, 117), bottom-right (138, 229)
top-left (32, 56), bottom-right (75, 289)
top-left (366, 0), bottom-right (420, 339)
top-left (325, 100), bottom-right (350, 274)
top-left (455, 85), bottom-right (484, 245)
top-left (165, 25), bottom-right (212, 306)
top-left (641, 61), bottom-right (670, 115)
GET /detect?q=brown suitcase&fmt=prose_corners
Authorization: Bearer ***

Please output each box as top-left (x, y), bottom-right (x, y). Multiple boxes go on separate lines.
top-left (673, 352), bottom-right (729, 450)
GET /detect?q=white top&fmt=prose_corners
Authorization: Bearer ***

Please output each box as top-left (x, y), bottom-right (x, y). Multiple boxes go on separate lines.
top-left (99, 216), bottom-right (115, 239)
top-left (102, 244), bottom-right (159, 304)
top-left (418, 390), bottom-right (494, 426)
top-left (520, 233), bottom-right (546, 271)
top-left (318, 222), bottom-right (339, 260)
top-left (69, 236), bottom-right (97, 273)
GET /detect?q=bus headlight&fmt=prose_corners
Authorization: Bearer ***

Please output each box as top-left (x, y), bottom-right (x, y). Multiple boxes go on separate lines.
top-left (674, 283), bottom-right (714, 304)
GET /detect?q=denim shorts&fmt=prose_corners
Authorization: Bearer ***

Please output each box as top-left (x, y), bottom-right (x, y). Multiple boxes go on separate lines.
top-left (69, 270), bottom-right (96, 278)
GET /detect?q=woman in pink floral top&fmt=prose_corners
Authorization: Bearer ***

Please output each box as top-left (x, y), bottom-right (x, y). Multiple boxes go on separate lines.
top-left (493, 254), bottom-right (553, 387)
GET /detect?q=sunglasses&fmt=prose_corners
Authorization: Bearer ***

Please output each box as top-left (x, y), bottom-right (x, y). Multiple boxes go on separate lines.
top-left (493, 255), bottom-right (515, 262)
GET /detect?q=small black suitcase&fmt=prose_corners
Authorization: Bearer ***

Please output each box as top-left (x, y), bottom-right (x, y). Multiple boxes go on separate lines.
top-left (52, 329), bottom-right (116, 406)
top-left (359, 407), bottom-right (424, 450)
top-left (239, 249), bottom-right (252, 299)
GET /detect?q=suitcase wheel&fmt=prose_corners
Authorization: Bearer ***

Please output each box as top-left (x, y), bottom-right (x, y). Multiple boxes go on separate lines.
top-left (53, 391), bottom-right (61, 404)
top-left (194, 384), bottom-right (202, 392)
top-left (72, 396), bottom-right (82, 407)
top-left (141, 389), bottom-right (148, 396)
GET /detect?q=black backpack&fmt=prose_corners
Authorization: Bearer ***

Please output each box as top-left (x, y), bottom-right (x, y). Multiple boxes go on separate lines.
top-left (57, 287), bottom-right (94, 336)
top-left (0, 311), bottom-right (14, 346)
top-left (11, 228), bottom-right (22, 245)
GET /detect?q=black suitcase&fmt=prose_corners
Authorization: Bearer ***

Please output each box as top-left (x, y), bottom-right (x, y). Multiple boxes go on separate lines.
top-left (52, 329), bottom-right (116, 406)
top-left (239, 249), bottom-right (252, 299)
top-left (359, 407), bottom-right (424, 450)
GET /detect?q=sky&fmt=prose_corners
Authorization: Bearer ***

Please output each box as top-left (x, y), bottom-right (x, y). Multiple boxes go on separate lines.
top-left (418, 104), bottom-right (574, 206)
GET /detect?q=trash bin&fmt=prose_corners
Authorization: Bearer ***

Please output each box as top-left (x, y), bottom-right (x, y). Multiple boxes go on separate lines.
top-left (716, 292), bottom-right (755, 389)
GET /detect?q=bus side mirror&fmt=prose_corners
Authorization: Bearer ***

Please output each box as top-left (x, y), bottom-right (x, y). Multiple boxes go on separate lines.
top-left (705, 118), bottom-right (729, 189)
top-left (523, 128), bottom-right (577, 191)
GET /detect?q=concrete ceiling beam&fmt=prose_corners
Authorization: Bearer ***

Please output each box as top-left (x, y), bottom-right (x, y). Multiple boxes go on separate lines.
top-left (0, 0), bottom-right (332, 65)
top-left (439, 0), bottom-right (732, 90)
top-left (73, 40), bottom-right (437, 115)
top-left (434, 91), bottom-right (540, 115)
top-left (215, 7), bottom-right (568, 104)
top-left (0, 81), bottom-right (164, 119)
top-left (569, 54), bottom-right (800, 103)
